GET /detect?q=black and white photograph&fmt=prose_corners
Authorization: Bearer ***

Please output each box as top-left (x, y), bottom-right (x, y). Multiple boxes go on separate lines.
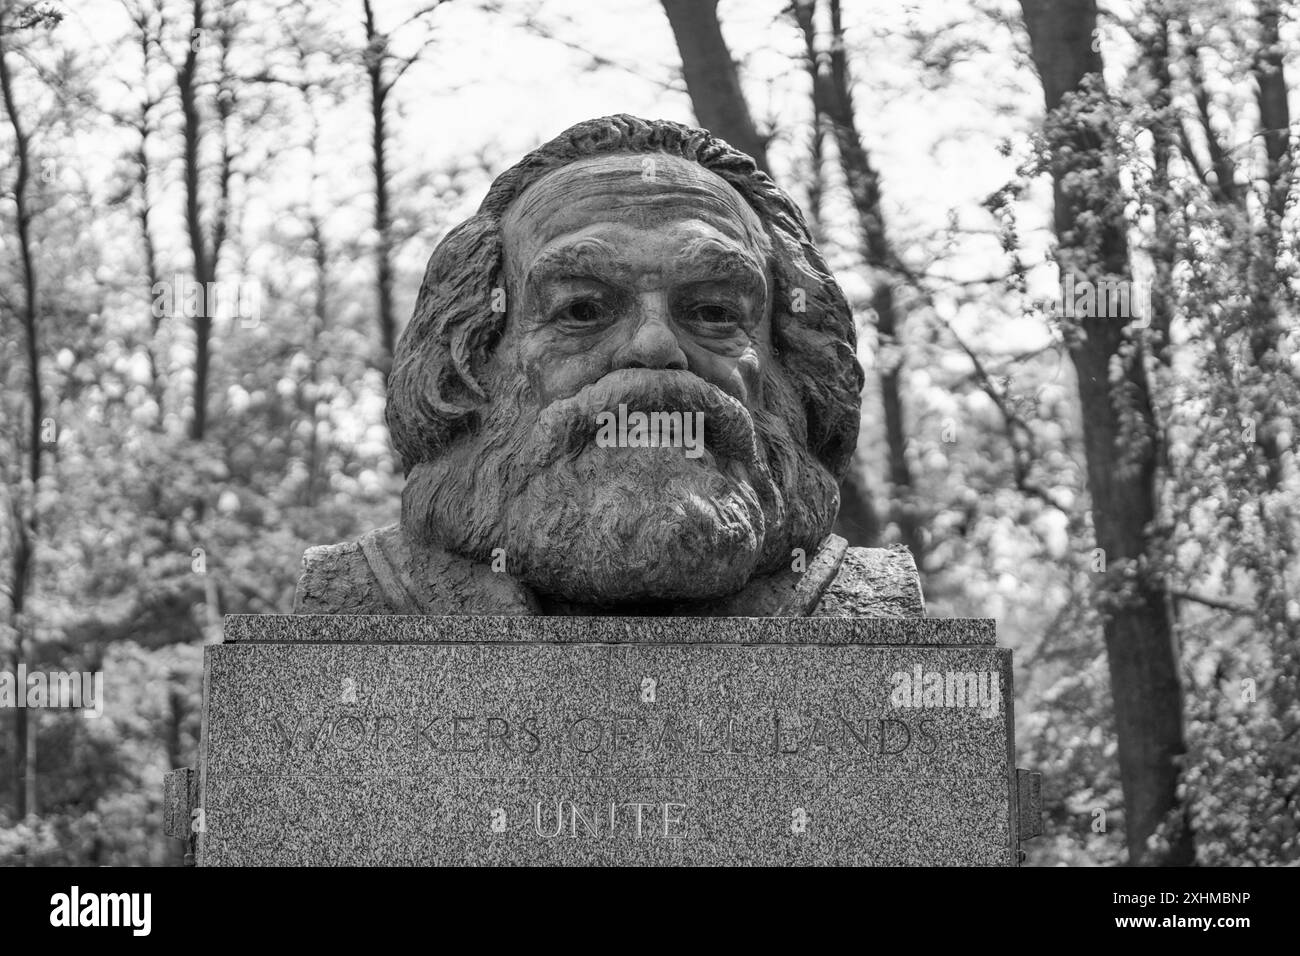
top-left (0, 0), bottom-right (1294, 931)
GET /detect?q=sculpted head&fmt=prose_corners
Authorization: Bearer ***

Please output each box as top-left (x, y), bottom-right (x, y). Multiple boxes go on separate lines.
top-left (387, 115), bottom-right (862, 607)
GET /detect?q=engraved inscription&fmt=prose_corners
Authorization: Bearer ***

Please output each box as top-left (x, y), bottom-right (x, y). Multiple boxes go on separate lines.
top-left (791, 807), bottom-right (808, 834)
top-left (534, 800), bottom-right (687, 839)
top-left (262, 710), bottom-right (942, 758)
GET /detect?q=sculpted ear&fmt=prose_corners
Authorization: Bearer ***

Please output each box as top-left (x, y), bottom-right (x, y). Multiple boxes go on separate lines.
top-left (387, 217), bottom-right (507, 473)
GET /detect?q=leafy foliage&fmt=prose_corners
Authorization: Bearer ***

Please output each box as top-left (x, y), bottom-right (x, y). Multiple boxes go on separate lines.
top-left (1, 0), bottom-right (1297, 866)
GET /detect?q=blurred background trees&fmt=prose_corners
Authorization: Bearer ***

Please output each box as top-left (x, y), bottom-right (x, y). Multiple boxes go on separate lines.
top-left (1, 0), bottom-right (1297, 865)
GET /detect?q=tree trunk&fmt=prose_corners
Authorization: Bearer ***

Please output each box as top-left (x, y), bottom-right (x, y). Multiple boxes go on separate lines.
top-left (126, 3), bottom-right (167, 417)
top-left (305, 211), bottom-right (328, 506)
top-left (820, 0), bottom-right (922, 562)
top-left (1254, 2), bottom-right (1291, 229)
top-left (24, 712), bottom-right (36, 817)
top-left (178, 0), bottom-right (212, 441)
top-left (0, 17), bottom-right (42, 821)
top-left (791, 1), bottom-right (828, 253)
top-left (137, 132), bottom-right (165, 413)
top-left (659, 0), bottom-right (770, 174)
top-left (364, 0), bottom-right (397, 375)
top-left (792, 0), bottom-right (880, 547)
top-left (1248, 0), bottom-right (1290, 490)
top-left (833, 466), bottom-right (881, 547)
top-left (1020, 0), bottom-right (1193, 866)
top-left (1139, 11), bottom-right (1175, 367)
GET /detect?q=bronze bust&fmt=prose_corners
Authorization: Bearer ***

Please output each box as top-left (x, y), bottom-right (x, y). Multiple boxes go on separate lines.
top-left (295, 115), bottom-right (921, 617)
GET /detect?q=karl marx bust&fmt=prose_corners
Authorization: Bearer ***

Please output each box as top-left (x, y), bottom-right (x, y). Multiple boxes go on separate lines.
top-left (295, 115), bottom-right (922, 617)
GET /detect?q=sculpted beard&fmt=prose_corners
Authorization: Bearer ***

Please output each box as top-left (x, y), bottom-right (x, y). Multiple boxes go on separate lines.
top-left (401, 365), bottom-right (840, 605)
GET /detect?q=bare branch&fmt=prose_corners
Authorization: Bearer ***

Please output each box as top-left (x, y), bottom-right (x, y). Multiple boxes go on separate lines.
top-left (1168, 590), bottom-right (1255, 616)
top-left (516, 10), bottom-right (683, 94)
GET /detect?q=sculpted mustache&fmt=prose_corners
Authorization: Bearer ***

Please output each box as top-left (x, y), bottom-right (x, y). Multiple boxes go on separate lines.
top-left (530, 369), bottom-right (761, 469)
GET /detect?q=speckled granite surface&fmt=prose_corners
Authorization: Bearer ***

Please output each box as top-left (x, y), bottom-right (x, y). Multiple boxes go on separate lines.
top-left (198, 617), bottom-right (1016, 866)
top-left (222, 614), bottom-right (995, 646)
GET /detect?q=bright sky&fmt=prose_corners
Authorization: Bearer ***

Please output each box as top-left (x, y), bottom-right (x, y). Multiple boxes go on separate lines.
top-left (48, 4), bottom-right (1037, 239)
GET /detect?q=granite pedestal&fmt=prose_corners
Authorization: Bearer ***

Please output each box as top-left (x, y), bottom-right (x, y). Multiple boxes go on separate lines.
top-left (165, 615), bottom-right (1040, 866)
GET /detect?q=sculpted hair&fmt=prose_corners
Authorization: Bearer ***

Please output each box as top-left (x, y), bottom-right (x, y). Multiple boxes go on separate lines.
top-left (386, 113), bottom-right (864, 478)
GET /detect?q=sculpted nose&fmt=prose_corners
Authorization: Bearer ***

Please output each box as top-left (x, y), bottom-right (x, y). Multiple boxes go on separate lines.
top-left (613, 292), bottom-right (688, 371)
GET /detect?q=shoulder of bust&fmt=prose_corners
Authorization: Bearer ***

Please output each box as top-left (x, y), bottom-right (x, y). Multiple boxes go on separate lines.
top-left (293, 527), bottom-right (399, 614)
top-left (293, 525), bottom-right (541, 615)
top-left (812, 544), bottom-right (925, 617)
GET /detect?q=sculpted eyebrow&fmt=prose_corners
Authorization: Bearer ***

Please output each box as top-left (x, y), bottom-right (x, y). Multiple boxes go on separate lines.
top-left (527, 240), bottom-right (632, 287)
top-left (673, 239), bottom-right (765, 288)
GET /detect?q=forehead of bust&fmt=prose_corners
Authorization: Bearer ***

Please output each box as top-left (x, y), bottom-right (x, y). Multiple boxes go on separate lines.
top-left (500, 153), bottom-right (770, 286)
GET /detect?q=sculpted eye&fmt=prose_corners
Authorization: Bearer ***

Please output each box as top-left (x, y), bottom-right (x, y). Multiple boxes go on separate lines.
top-left (686, 304), bottom-right (740, 329)
top-left (555, 299), bottom-right (606, 326)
